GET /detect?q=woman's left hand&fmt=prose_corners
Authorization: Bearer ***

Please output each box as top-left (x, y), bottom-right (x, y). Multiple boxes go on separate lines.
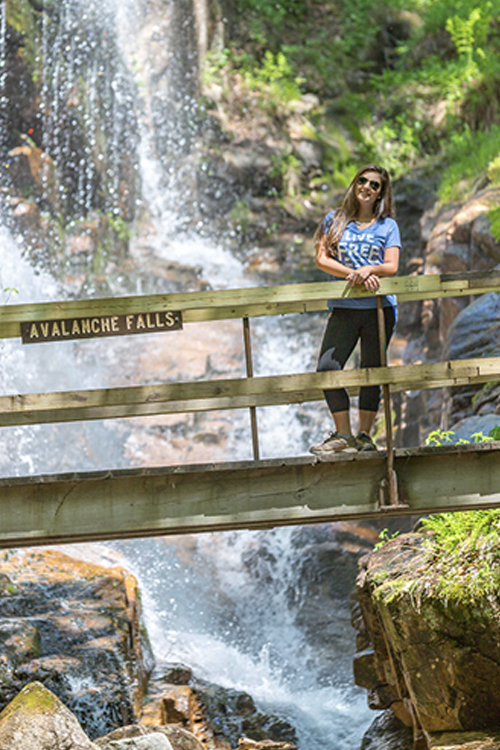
top-left (347, 266), bottom-right (376, 286)
top-left (363, 273), bottom-right (380, 292)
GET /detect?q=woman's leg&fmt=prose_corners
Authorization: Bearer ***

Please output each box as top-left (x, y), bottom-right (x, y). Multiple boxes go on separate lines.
top-left (358, 306), bottom-right (396, 430)
top-left (316, 308), bottom-right (361, 436)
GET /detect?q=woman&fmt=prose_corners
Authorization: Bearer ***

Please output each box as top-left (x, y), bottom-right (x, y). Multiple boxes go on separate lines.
top-left (310, 164), bottom-right (400, 455)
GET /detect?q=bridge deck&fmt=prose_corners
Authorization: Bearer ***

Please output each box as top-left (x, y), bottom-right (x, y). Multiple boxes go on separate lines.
top-left (1, 442), bottom-right (499, 548)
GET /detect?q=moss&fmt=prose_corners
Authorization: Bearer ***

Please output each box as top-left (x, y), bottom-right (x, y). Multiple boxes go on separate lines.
top-left (0, 682), bottom-right (59, 722)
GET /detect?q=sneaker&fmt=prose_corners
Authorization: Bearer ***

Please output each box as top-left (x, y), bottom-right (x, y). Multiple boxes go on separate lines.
top-left (355, 431), bottom-right (378, 452)
top-left (310, 432), bottom-right (358, 455)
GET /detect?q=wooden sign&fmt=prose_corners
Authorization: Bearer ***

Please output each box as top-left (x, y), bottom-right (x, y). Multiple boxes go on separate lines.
top-left (21, 310), bottom-right (183, 344)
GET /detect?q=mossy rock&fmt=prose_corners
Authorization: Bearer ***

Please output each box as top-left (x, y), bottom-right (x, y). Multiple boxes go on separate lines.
top-left (0, 681), bottom-right (97, 749)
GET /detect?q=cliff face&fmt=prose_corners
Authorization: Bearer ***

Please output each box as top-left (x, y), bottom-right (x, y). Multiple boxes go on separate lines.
top-left (352, 531), bottom-right (500, 750)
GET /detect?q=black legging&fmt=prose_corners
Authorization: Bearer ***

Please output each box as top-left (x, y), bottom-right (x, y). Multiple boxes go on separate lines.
top-left (317, 306), bottom-right (396, 415)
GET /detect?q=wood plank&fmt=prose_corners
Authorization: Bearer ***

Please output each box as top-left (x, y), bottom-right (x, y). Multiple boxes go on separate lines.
top-left (0, 271), bottom-right (499, 338)
top-left (0, 357), bottom-right (498, 426)
top-left (1, 444), bottom-right (500, 548)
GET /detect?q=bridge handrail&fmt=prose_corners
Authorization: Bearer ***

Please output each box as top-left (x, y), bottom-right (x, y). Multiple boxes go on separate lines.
top-left (1, 356), bottom-right (499, 427)
top-left (0, 269), bottom-right (499, 338)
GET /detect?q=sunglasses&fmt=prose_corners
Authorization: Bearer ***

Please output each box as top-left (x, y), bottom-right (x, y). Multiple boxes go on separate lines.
top-left (357, 175), bottom-right (382, 192)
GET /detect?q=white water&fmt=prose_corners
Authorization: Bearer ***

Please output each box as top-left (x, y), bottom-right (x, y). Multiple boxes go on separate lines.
top-left (0, 0), bottom-right (377, 746)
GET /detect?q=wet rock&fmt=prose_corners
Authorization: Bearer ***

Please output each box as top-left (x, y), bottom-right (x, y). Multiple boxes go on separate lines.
top-left (141, 673), bottom-right (297, 749)
top-left (0, 681), bottom-right (97, 750)
top-left (360, 710), bottom-right (413, 750)
top-left (0, 549), bottom-right (154, 739)
top-left (283, 522), bottom-right (378, 681)
top-left (95, 725), bottom-right (203, 750)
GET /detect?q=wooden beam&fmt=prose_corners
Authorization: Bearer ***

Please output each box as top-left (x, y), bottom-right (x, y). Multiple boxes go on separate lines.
top-left (1, 444), bottom-right (500, 548)
top-left (0, 356), bottom-right (499, 426)
top-left (1, 270), bottom-right (499, 339)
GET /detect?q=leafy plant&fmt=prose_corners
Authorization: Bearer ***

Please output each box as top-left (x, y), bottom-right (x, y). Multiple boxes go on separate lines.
top-left (445, 5), bottom-right (492, 68)
top-left (240, 50), bottom-right (304, 107)
top-left (374, 527), bottom-right (400, 550)
top-left (425, 428), bottom-right (455, 446)
top-left (425, 427), bottom-right (495, 445)
top-left (417, 510), bottom-right (500, 604)
top-left (487, 206), bottom-right (500, 241)
top-left (438, 125), bottom-right (500, 203)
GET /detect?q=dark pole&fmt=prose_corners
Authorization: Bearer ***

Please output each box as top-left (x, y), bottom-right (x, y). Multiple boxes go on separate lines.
top-left (243, 317), bottom-right (260, 460)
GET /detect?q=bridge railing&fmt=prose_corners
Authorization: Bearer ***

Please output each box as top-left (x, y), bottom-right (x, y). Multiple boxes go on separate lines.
top-left (2, 269), bottom-right (500, 506)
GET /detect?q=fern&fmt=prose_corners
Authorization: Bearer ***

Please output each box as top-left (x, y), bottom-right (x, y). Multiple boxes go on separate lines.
top-left (445, 5), bottom-right (492, 68)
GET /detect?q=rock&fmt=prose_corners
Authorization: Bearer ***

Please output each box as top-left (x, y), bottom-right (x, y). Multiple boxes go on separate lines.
top-left (360, 710), bottom-right (413, 750)
top-left (141, 673), bottom-right (297, 749)
top-left (353, 532), bottom-right (500, 736)
top-left (0, 681), bottom-right (97, 750)
top-left (238, 739), bottom-right (297, 749)
top-left (445, 292), bottom-right (500, 361)
top-left (447, 414), bottom-right (500, 441)
top-left (0, 549), bottom-right (154, 739)
top-left (104, 736), bottom-right (173, 750)
top-left (443, 292), bottom-right (500, 422)
top-left (94, 725), bottom-right (203, 750)
top-left (427, 730), bottom-right (500, 749)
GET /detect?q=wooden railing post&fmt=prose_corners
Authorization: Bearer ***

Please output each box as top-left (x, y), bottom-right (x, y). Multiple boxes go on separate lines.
top-left (376, 297), bottom-right (406, 508)
top-left (243, 316), bottom-right (260, 460)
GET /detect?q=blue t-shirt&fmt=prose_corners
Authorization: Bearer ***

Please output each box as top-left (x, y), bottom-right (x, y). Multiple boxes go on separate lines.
top-left (320, 211), bottom-right (401, 312)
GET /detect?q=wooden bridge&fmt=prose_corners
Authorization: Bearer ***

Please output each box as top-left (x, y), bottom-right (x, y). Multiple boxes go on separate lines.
top-left (1, 269), bottom-right (500, 548)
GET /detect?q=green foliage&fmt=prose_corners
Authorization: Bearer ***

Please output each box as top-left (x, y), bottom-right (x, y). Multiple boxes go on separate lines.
top-left (1, 287), bottom-right (19, 304)
top-left (239, 50), bottom-right (304, 107)
top-left (418, 510), bottom-right (500, 604)
top-left (425, 427), bottom-right (495, 445)
top-left (233, 0), bottom-right (307, 49)
top-left (420, 0), bottom-right (500, 34)
top-left (360, 115), bottom-right (421, 178)
top-left (487, 206), bottom-right (500, 241)
top-left (202, 48), bottom-right (230, 88)
top-left (374, 527), bottom-right (400, 550)
top-left (106, 213), bottom-right (131, 242)
top-left (445, 5), bottom-right (492, 67)
top-left (438, 125), bottom-right (500, 203)
top-left (211, 0), bottom-right (500, 192)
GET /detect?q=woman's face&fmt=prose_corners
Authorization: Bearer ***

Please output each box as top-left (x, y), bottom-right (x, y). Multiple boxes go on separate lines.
top-left (355, 170), bottom-right (383, 212)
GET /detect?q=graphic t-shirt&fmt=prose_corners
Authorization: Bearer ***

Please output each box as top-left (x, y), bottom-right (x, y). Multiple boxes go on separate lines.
top-left (320, 211), bottom-right (401, 311)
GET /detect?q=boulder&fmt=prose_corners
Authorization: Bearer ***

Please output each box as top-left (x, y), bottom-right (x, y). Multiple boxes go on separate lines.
top-left (359, 710), bottom-right (413, 750)
top-left (353, 532), bottom-right (500, 739)
top-left (140, 673), bottom-right (297, 749)
top-left (0, 681), bottom-right (97, 750)
top-left (94, 725), bottom-right (203, 750)
top-left (0, 549), bottom-right (154, 739)
top-left (104, 736), bottom-right (173, 750)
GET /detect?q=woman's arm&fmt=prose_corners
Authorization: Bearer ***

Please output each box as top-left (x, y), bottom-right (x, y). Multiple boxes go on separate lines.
top-left (315, 236), bottom-right (353, 279)
top-left (316, 237), bottom-right (399, 291)
top-left (347, 246), bottom-right (399, 290)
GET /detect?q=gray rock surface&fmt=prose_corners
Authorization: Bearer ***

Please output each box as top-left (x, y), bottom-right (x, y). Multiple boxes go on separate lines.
top-left (104, 735), bottom-right (173, 750)
top-left (0, 681), bottom-right (97, 750)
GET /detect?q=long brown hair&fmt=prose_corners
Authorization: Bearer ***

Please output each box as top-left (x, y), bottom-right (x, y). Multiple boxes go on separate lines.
top-left (314, 165), bottom-right (395, 258)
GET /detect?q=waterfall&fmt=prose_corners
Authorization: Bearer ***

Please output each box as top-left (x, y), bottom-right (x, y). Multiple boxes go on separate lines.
top-left (0, 0), bottom-right (376, 747)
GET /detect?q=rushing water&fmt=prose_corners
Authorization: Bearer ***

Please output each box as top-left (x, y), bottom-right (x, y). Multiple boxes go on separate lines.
top-left (0, 0), bottom-right (376, 746)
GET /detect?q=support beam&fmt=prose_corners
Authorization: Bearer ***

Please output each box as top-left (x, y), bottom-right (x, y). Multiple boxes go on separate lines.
top-left (1, 443), bottom-right (500, 548)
